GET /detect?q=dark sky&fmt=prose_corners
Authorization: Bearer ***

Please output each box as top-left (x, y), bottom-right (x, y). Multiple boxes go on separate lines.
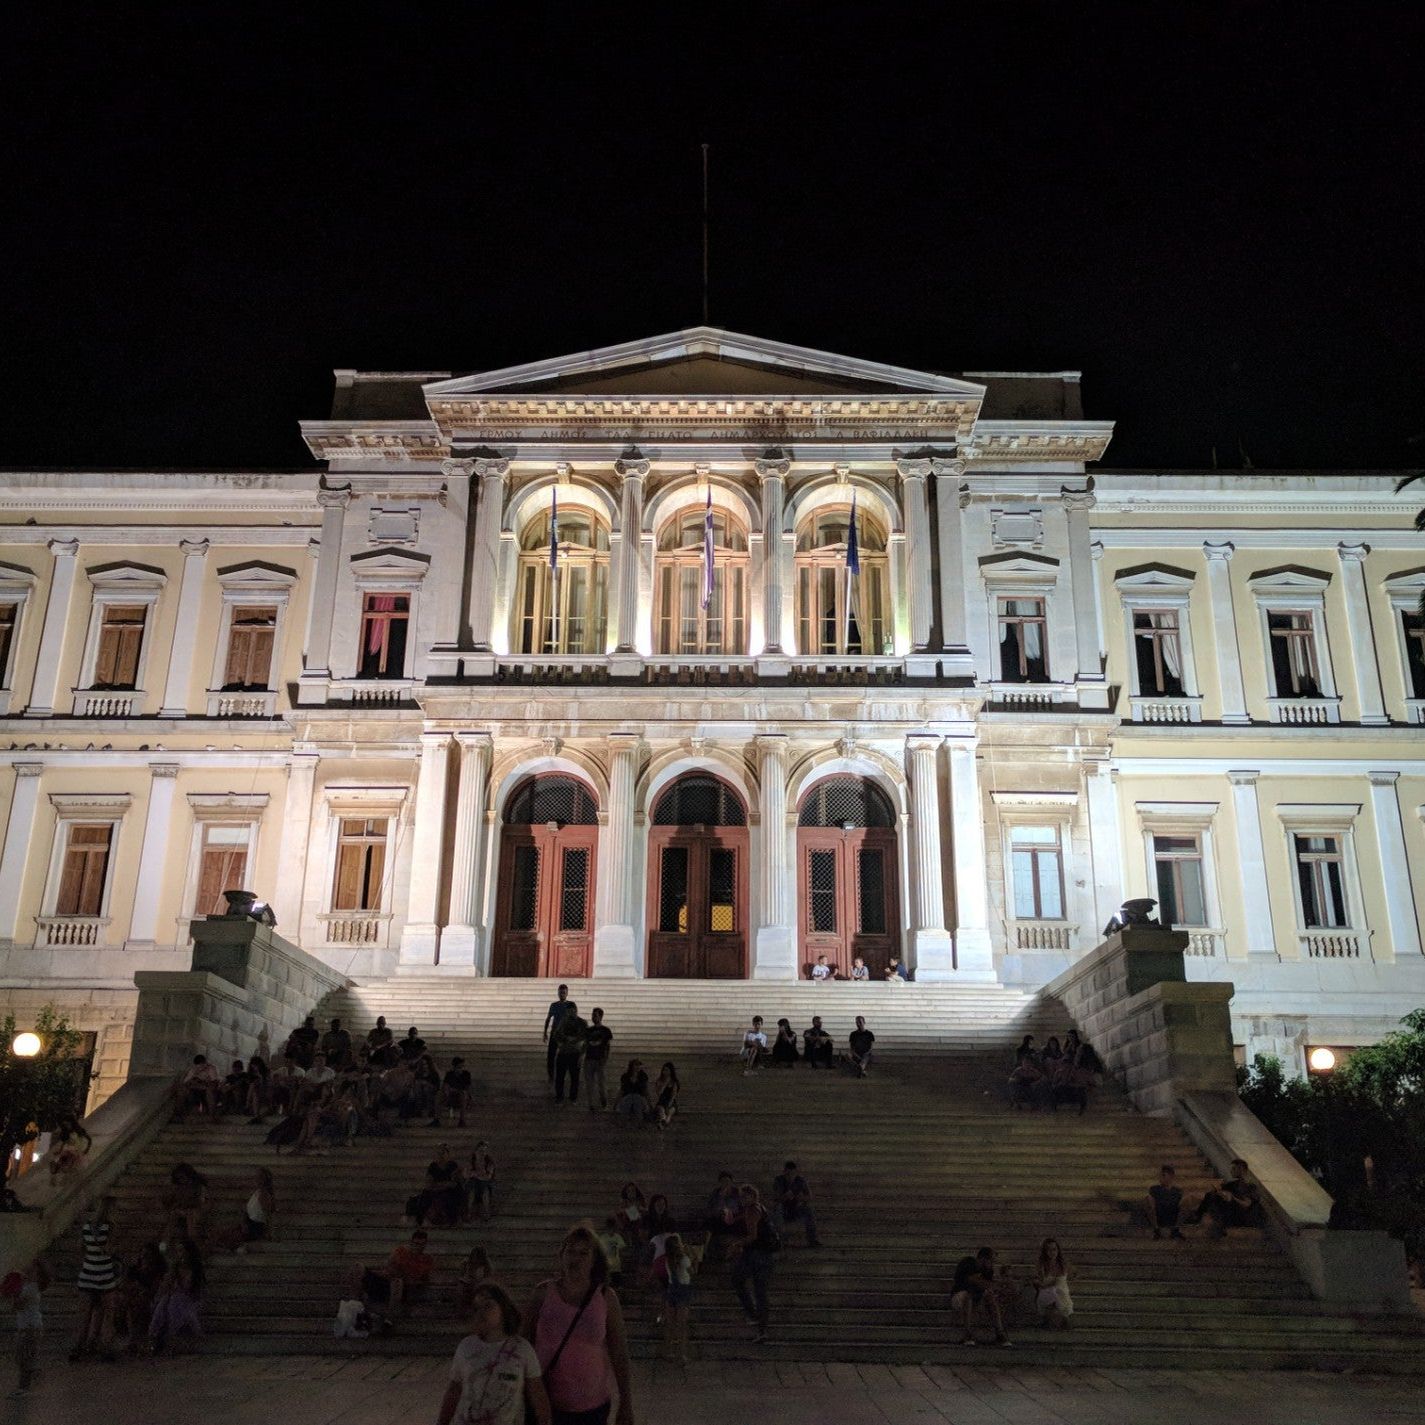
top-left (4, 3), bottom-right (1423, 473)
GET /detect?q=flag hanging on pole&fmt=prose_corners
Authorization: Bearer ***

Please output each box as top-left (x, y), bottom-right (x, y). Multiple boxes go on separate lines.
top-left (701, 487), bottom-right (715, 610)
top-left (845, 490), bottom-right (861, 653)
top-left (549, 488), bottom-right (559, 571)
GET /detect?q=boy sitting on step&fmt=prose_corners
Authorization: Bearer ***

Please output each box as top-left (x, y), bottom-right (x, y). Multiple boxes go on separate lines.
top-left (740, 1017), bottom-right (768, 1073)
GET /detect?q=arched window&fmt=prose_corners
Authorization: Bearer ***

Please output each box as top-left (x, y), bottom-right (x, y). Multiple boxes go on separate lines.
top-left (797, 776), bottom-right (895, 829)
top-left (503, 774), bottom-right (599, 827)
top-left (652, 773), bottom-right (747, 826)
top-left (654, 506), bottom-right (749, 655)
top-left (514, 508), bottom-right (610, 655)
top-left (794, 504), bottom-right (891, 655)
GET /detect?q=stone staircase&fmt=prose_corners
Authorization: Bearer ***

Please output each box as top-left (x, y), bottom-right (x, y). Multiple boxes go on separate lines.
top-left (44, 979), bottom-right (1425, 1370)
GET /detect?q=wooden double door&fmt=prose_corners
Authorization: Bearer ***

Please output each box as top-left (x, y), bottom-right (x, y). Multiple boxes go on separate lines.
top-left (491, 823), bottom-right (598, 977)
top-left (797, 826), bottom-right (899, 978)
top-left (646, 825), bottom-right (748, 978)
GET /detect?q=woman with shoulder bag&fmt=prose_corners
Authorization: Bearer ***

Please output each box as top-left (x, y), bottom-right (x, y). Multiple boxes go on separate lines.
top-left (727, 1183), bottom-right (777, 1344)
top-left (522, 1223), bottom-right (634, 1425)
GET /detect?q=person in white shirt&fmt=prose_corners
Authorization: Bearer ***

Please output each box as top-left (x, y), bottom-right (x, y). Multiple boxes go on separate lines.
top-left (810, 955), bottom-right (833, 982)
top-left (177, 1055), bottom-right (220, 1119)
top-left (299, 1053), bottom-right (337, 1108)
top-left (740, 1017), bottom-right (768, 1074)
top-left (436, 1281), bottom-right (548, 1425)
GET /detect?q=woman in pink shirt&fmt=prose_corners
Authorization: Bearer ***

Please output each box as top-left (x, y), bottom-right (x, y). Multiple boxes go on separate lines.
top-left (522, 1224), bottom-right (634, 1425)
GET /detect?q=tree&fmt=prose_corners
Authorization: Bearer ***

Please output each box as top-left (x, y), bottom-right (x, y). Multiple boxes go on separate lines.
top-left (0, 1005), bottom-right (90, 1177)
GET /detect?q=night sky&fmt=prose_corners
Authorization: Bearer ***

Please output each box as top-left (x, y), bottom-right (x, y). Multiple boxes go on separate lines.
top-left (4, 4), bottom-right (1423, 473)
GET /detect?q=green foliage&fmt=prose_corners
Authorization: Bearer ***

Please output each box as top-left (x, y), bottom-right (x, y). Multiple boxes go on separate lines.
top-left (0, 1005), bottom-right (91, 1168)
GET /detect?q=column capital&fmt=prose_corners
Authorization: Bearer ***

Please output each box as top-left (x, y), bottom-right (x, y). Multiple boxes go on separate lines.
top-left (47, 537), bottom-right (80, 557)
top-left (455, 729), bottom-right (493, 751)
top-left (614, 457), bottom-right (650, 481)
top-left (12, 762), bottom-right (44, 779)
top-left (1203, 540), bottom-right (1236, 562)
top-left (440, 457), bottom-right (476, 480)
top-left (179, 538), bottom-right (211, 558)
top-left (897, 458), bottom-right (933, 481)
top-left (1091, 539), bottom-right (1105, 561)
top-left (473, 457), bottom-right (510, 481)
top-left (419, 729), bottom-right (453, 751)
top-left (607, 731), bottom-right (644, 756)
top-left (1061, 487), bottom-right (1096, 513)
top-left (1337, 541), bottom-right (1371, 564)
top-left (317, 484), bottom-right (353, 510)
top-left (755, 456), bottom-right (791, 480)
top-left (1226, 768), bottom-right (1260, 786)
top-left (754, 733), bottom-right (790, 760)
top-left (1367, 769), bottom-right (1401, 788)
top-left (149, 762), bottom-right (181, 780)
top-left (905, 732), bottom-right (943, 756)
top-left (931, 457), bottom-right (966, 479)
top-left (305, 537), bottom-right (321, 560)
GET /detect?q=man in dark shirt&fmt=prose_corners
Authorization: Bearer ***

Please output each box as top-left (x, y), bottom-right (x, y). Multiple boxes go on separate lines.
top-left (398, 1026), bottom-right (427, 1062)
top-left (884, 956), bottom-right (909, 983)
top-left (288, 1015), bottom-right (320, 1069)
top-left (848, 1016), bottom-right (875, 1077)
top-left (1189, 1158), bottom-right (1261, 1235)
top-left (436, 1056), bottom-right (473, 1128)
top-left (320, 1018), bottom-right (353, 1069)
top-left (950, 1247), bottom-right (1012, 1347)
top-left (583, 1008), bottom-right (614, 1112)
top-left (542, 983), bottom-right (573, 1086)
top-left (772, 1160), bottom-right (822, 1247)
top-left (552, 1001), bottom-right (588, 1104)
top-left (802, 1016), bottom-right (834, 1069)
top-left (366, 1015), bottom-right (394, 1052)
top-left (1146, 1163), bottom-right (1185, 1239)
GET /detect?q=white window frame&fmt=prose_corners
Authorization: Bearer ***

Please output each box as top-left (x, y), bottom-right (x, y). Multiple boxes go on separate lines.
top-left (76, 563), bottom-right (169, 713)
top-left (1382, 570), bottom-right (1425, 723)
top-left (318, 784), bottom-right (409, 947)
top-left (347, 550), bottom-right (427, 682)
top-left (177, 792), bottom-right (269, 931)
top-left (36, 792), bottom-right (132, 947)
top-left (1115, 566), bottom-right (1202, 721)
top-left (1135, 801), bottom-right (1223, 953)
top-left (980, 554), bottom-right (1065, 695)
top-left (990, 789), bottom-right (1080, 951)
top-left (0, 561), bottom-right (38, 716)
top-left (206, 562), bottom-right (297, 716)
top-left (1276, 802), bottom-right (1369, 959)
top-left (1247, 568), bottom-right (1340, 721)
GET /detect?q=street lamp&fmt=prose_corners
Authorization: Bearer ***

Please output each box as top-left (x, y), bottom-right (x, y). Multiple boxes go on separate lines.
top-left (1308, 1046), bottom-right (1336, 1073)
top-left (1308, 1046), bottom-right (1340, 1195)
top-left (10, 1032), bottom-right (41, 1058)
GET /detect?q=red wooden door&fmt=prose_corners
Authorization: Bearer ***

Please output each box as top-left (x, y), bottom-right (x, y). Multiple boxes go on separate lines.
top-left (646, 826), bottom-right (747, 978)
top-left (797, 827), bottom-right (899, 978)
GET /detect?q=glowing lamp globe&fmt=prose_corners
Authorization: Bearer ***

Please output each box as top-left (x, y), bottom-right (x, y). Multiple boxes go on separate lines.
top-left (1308, 1047), bottom-right (1336, 1073)
top-left (11, 1032), bottom-right (42, 1059)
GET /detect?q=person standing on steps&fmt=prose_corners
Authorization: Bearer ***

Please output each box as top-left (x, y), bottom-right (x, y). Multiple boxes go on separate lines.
top-left (523, 1223), bottom-right (635, 1425)
top-left (583, 1009), bottom-right (613, 1112)
top-left (552, 1002), bottom-right (589, 1105)
top-left (727, 1183), bottom-right (777, 1343)
top-left (542, 984), bottom-right (574, 1089)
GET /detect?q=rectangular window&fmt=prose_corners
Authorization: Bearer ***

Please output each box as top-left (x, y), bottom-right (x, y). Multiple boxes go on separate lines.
top-left (1402, 611), bottom-right (1425, 700)
top-left (1010, 825), bottom-right (1063, 918)
top-left (0, 602), bottom-right (16, 682)
top-left (808, 847), bottom-right (837, 933)
top-left (93, 604), bottom-right (146, 688)
top-left (358, 594), bottom-right (410, 679)
top-left (559, 847), bottom-right (589, 932)
top-left (708, 847), bottom-right (737, 932)
top-left (857, 847), bottom-right (887, 934)
top-left (1294, 834), bottom-right (1348, 929)
top-left (56, 824), bottom-right (113, 916)
top-left (998, 598), bottom-right (1048, 682)
top-left (509, 844), bottom-right (541, 931)
top-left (658, 846), bottom-right (689, 933)
top-left (1152, 834), bottom-right (1207, 926)
top-left (222, 605), bottom-right (277, 689)
top-left (195, 824), bottom-right (250, 918)
top-left (1132, 609), bottom-right (1185, 696)
top-left (332, 817), bottom-right (388, 911)
top-left (1268, 610), bottom-right (1320, 697)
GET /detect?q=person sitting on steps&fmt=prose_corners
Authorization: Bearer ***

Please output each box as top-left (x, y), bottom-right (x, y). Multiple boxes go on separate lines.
top-left (810, 954), bottom-right (833, 982)
top-left (770, 1018), bottom-right (799, 1067)
top-left (1146, 1164), bottom-right (1186, 1240)
top-left (884, 955), bottom-right (909, 983)
top-left (950, 1246), bottom-right (1013, 1348)
top-left (434, 1056), bottom-right (472, 1128)
top-left (358, 1229), bottom-right (435, 1326)
top-left (1186, 1158), bottom-right (1261, 1236)
top-left (802, 1016), bottom-right (834, 1069)
top-left (740, 1016), bottom-right (768, 1073)
top-left (772, 1161), bottom-right (822, 1247)
top-left (848, 1016), bottom-right (875, 1076)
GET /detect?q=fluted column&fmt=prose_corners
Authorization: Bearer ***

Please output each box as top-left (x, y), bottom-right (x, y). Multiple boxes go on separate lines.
top-left (752, 734), bottom-right (796, 980)
top-left (1205, 543), bottom-right (1250, 724)
top-left (1083, 754), bottom-right (1124, 936)
top-left (613, 458), bottom-right (648, 656)
top-left (272, 748), bottom-right (319, 937)
top-left (906, 734), bottom-right (955, 980)
top-left (593, 733), bottom-right (641, 976)
top-left (442, 731), bottom-right (493, 968)
top-left (467, 460), bottom-right (509, 654)
top-left (159, 538), bottom-right (210, 716)
top-left (27, 538), bottom-right (80, 716)
top-left (898, 460), bottom-right (935, 655)
top-left (1368, 771), bottom-right (1422, 956)
top-left (756, 457), bottom-right (790, 659)
top-left (1063, 488), bottom-right (1107, 707)
top-left (932, 458), bottom-right (971, 673)
top-left (126, 763), bottom-right (180, 948)
top-left (1338, 543), bottom-right (1388, 725)
top-left (0, 764), bottom-right (44, 941)
top-left (399, 731), bottom-right (452, 966)
top-left (945, 737), bottom-right (997, 981)
top-left (1228, 770), bottom-right (1278, 957)
top-left (299, 485), bottom-right (351, 701)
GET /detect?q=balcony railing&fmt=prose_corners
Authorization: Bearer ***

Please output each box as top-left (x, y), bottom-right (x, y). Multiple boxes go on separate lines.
top-left (1183, 928), bottom-right (1224, 957)
top-left (1300, 928), bottom-right (1362, 959)
top-left (1405, 699), bottom-right (1425, 726)
top-left (205, 689), bottom-right (278, 718)
top-left (35, 915), bottom-right (109, 947)
top-left (1013, 919), bottom-right (1076, 951)
top-left (985, 681), bottom-right (1075, 711)
top-left (319, 910), bottom-right (391, 945)
top-left (327, 679), bottom-right (417, 707)
top-left (1130, 694), bottom-right (1204, 724)
top-left (72, 690), bottom-right (139, 717)
top-left (1268, 696), bottom-right (1342, 725)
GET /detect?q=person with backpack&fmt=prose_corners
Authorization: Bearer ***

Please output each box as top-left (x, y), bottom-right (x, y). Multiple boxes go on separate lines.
top-left (522, 1224), bottom-right (634, 1425)
top-left (727, 1183), bottom-right (778, 1344)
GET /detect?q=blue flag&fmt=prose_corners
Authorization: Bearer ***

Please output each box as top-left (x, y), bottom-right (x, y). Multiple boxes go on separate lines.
top-left (702, 488), bottom-right (715, 610)
top-left (549, 488), bottom-right (559, 571)
top-left (846, 490), bottom-right (860, 575)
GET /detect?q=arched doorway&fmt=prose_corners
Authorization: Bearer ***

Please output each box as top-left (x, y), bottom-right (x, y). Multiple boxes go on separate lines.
top-left (646, 773), bottom-right (748, 978)
top-left (491, 775), bottom-right (599, 977)
top-left (797, 776), bottom-right (900, 978)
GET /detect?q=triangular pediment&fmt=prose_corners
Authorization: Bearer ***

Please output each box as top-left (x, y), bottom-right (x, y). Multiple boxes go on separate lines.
top-left (424, 328), bottom-right (986, 401)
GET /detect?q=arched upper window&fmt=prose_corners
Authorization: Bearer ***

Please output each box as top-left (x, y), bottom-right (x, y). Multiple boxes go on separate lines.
top-left (797, 776), bottom-right (895, 828)
top-left (652, 773), bottom-right (747, 826)
top-left (504, 774), bottom-right (599, 826)
top-left (654, 506), bottom-right (749, 655)
top-left (514, 508), bottom-right (610, 655)
top-left (794, 504), bottom-right (891, 656)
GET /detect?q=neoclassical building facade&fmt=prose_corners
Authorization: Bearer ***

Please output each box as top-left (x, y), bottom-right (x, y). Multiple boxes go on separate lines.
top-left (1, 329), bottom-right (1423, 1101)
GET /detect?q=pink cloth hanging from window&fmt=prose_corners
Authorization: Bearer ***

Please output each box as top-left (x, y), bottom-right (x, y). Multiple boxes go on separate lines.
top-left (365, 595), bottom-right (399, 654)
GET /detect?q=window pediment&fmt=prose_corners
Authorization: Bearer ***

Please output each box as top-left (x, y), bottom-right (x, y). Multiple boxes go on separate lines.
top-left (1115, 563), bottom-right (1196, 595)
top-left (215, 561), bottom-right (298, 589)
top-left (979, 552), bottom-right (1060, 580)
top-left (1383, 567), bottom-right (1425, 608)
top-left (86, 561), bottom-right (167, 594)
top-left (349, 547), bottom-right (431, 584)
top-left (1248, 566), bottom-right (1332, 598)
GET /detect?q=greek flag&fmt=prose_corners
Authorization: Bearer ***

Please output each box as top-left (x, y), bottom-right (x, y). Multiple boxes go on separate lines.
top-left (846, 490), bottom-right (860, 575)
top-left (701, 487), bottom-right (715, 610)
top-left (549, 488), bottom-right (559, 571)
